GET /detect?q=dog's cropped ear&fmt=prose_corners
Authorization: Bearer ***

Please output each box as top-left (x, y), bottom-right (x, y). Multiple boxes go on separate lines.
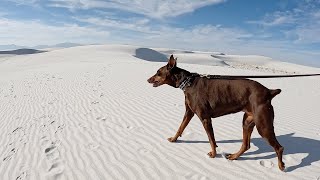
top-left (167, 55), bottom-right (177, 69)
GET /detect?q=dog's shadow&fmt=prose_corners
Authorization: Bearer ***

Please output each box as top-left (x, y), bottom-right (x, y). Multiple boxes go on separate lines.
top-left (177, 133), bottom-right (320, 172)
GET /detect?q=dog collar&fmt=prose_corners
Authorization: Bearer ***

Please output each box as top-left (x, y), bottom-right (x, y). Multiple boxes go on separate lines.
top-left (178, 73), bottom-right (199, 91)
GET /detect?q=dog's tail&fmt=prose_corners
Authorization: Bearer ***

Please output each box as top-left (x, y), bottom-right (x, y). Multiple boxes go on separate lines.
top-left (269, 89), bottom-right (281, 99)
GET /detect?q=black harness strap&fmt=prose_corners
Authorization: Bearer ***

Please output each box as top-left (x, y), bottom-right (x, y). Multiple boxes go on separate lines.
top-left (178, 73), bottom-right (320, 91)
top-left (178, 73), bottom-right (200, 90)
top-left (200, 73), bottom-right (320, 79)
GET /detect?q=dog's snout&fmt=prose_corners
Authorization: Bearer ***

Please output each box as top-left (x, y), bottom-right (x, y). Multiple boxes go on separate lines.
top-left (147, 77), bottom-right (153, 83)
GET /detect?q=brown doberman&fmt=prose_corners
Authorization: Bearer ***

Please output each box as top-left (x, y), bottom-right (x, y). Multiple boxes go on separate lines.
top-left (147, 55), bottom-right (285, 171)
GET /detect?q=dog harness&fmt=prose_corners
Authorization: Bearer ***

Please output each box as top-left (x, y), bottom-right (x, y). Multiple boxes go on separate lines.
top-left (178, 73), bottom-right (200, 91)
top-left (178, 73), bottom-right (231, 91)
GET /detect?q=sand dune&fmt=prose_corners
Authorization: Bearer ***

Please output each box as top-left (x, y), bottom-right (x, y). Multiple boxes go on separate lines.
top-left (134, 48), bottom-right (168, 62)
top-left (0, 49), bottom-right (45, 55)
top-left (0, 45), bottom-right (320, 180)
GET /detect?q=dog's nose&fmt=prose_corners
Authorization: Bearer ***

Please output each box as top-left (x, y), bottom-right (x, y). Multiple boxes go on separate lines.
top-left (147, 77), bottom-right (155, 83)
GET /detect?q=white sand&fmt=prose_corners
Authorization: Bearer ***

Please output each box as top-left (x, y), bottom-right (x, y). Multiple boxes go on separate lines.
top-left (0, 45), bottom-right (320, 180)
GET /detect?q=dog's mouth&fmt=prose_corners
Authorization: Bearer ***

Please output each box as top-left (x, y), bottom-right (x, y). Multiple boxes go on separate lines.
top-left (147, 77), bottom-right (162, 87)
top-left (152, 81), bottom-right (160, 87)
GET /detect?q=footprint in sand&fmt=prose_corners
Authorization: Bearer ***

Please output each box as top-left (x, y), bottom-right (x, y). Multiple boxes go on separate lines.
top-left (96, 116), bottom-right (107, 121)
top-left (40, 137), bottom-right (64, 176)
top-left (126, 126), bottom-right (134, 130)
top-left (45, 145), bottom-right (56, 154)
top-left (12, 127), bottom-right (22, 134)
top-left (91, 101), bottom-right (99, 104)
top-left (138, 148), bottom-right (151, 155)
top-left (47, 161), bottom-right (64, 177)
top-left (45, 145), bottom-right (60, 161)
top-left (55, 124), bottom-right (65, 134)
top-left (87, 143), bottom-right (100, 150)
top-left (184, 173), bottom-right (209, 180)
top-left (78, 123), bottom-right (89, 131)
top-left (16, 171), bottom-right (27, 180)
top-left (3, 148), bottom-right (17, 161)
top-left (259, 160), bottom-right (274, 168)
top-left (126, 126), bottom-right (144, 132)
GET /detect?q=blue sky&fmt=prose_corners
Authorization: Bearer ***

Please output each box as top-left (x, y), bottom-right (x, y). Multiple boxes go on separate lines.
top-left (0, 0), bottom-right (320, 66)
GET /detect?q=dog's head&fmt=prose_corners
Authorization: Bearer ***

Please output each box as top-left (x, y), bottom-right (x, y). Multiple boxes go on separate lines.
top-left (147, 55), bottom-right (177, 87)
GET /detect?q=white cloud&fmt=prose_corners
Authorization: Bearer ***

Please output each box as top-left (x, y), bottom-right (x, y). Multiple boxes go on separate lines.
top-left (142, 25), bottom-right (251, 49)
top-left (73, 15), bottom-right (252, 51)
top-left (247, 11), bottom-right (296, 27)
top-left (74, 16), bottom-right (153, 33)
top-left (6, 0), bottom-right (40, 6)
top-left (247, 0), bottom-right (320, 44)
top-left (0, 18), bottom-right (109, 46)
top-left (107, 24), bottom-right (253, 55)
top-left (48, 0), bottom-right (225, 19)
top-left (293, 25), bottom-right (320, 44)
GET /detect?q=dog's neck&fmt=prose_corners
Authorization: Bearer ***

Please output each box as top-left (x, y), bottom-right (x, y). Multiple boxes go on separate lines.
top-left (169, 67), bottom-right (198, 90)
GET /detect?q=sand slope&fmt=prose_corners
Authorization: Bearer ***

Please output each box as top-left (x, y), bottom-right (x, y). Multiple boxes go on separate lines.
top-left (0, 45), bottom-right (320, 180)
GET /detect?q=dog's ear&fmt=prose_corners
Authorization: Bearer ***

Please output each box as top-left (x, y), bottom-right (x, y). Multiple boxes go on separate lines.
top-left (167, 55), bottom-right (177, 69)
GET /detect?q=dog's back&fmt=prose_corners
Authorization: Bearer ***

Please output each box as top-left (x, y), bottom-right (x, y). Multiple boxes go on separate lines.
top-left (184, 78), bottom-right (281, 118)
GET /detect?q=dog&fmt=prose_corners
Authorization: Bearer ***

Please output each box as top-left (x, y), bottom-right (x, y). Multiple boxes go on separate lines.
top-left (147, 55), bottom-right (285, 171)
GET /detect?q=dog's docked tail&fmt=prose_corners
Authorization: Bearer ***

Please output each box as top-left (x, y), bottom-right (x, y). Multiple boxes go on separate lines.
top-left (269, 89), bottom-right (281, 99)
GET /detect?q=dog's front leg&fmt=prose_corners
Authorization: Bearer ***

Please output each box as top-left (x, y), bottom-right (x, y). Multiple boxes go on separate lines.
top-left (168, 105), bottom-right (194, 142)
top-left (201, 118), bottom-right (217, 158)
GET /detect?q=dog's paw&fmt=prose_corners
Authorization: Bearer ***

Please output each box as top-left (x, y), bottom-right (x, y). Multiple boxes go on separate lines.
top-left (207, 151), bottom-right (216, 158)
top-left (167, 137), bottom-right (177, 142)
top-left (226, 153), bottom-right (238, 160)
top-left (279, 163), bottom-right (285, 171)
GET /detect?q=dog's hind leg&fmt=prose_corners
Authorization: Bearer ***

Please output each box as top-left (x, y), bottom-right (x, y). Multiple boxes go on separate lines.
top-left (201, 118), bottom-right (217, 158)
top-left (168, 104), bottom-right (194, 142)
top-left (227, 113), bottom-right (255, 160)
top-left (255, 104), bottom-right (285, 171)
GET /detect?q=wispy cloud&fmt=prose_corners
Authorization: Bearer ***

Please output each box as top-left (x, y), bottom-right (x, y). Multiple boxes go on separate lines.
top-left (291, 25), bottom-right (320, 44)
top-left (74, 16), bottom-right (153, 34)
top-left (247, 11), bottom-right (296, 26)
top-left (0, 18), bottom-right (109, 46)
top-left (48, 0), bottom-right (226, 19)
top-left (6, 0), bottom-right (40, 7)
top-left (73, 15), bottom-right (252, 51)
top-left (247, 0), bottom-right (320, 44)
top-left (141, 25), bottom-right (252, 49)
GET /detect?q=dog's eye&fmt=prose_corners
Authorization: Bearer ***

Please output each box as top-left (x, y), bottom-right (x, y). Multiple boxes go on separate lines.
top-left (156, 71), bottom-right (161, 76)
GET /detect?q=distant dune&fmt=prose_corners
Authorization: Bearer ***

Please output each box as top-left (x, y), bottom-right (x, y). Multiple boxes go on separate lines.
top-left (0, 42), bottom-right (84, 51)
top-left (0, 48), bottom-right (46, 55)
top-left (134, 48), bottom-right (168, 62)
top-left (34, 42), bottom-right (84, 50)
